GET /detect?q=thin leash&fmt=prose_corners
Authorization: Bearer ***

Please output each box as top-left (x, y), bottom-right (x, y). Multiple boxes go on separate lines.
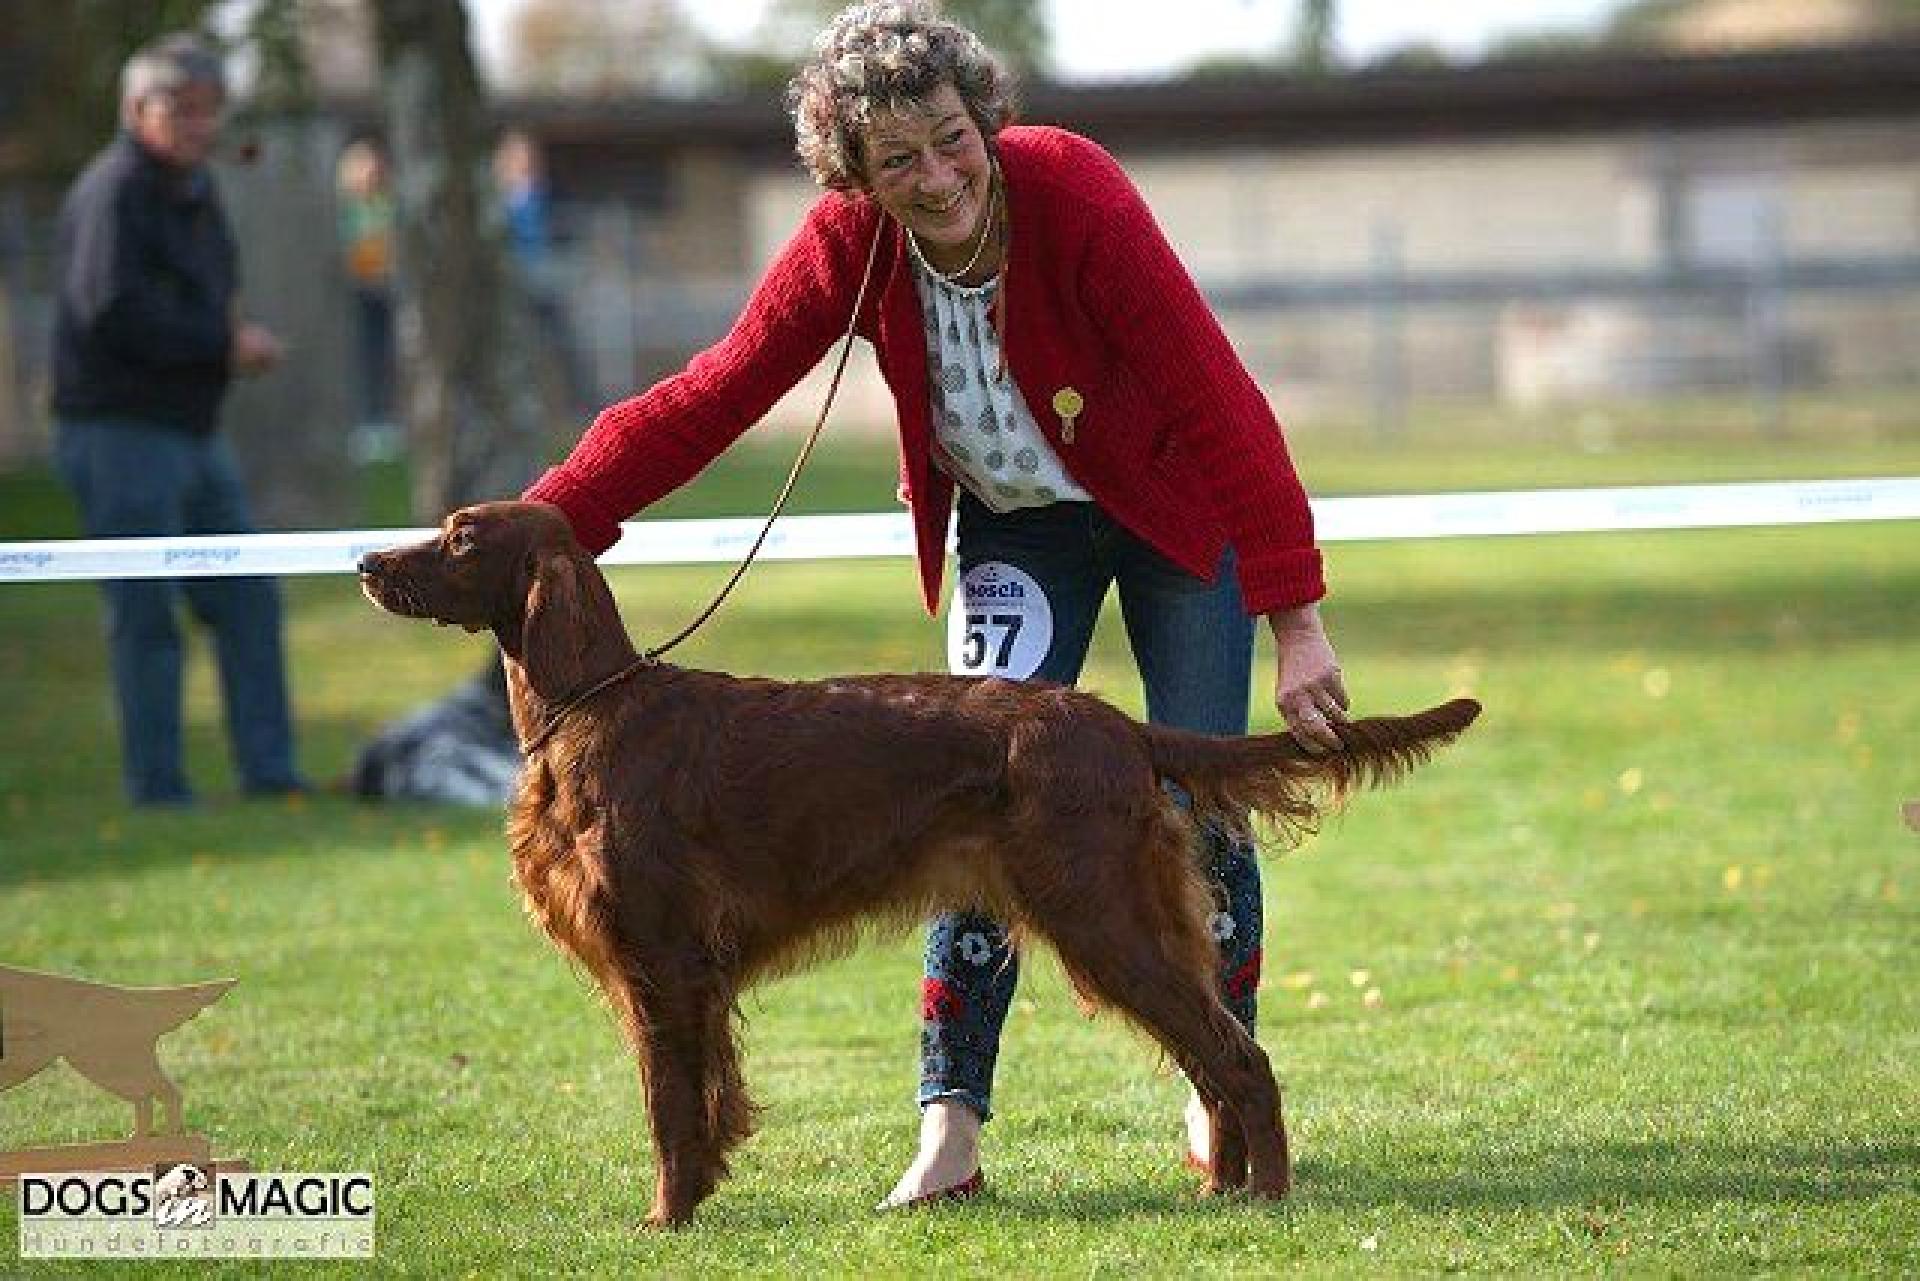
top-left (518, 654), bottom-right (656, 755)
top-left (519, 218), bottom-right (888, 755)
top-left (643, 217), bottom-right (887, 665)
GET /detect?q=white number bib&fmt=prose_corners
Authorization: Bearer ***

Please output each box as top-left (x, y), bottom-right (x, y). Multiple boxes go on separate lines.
top-left (946, 561), bottom-right (1054, 679)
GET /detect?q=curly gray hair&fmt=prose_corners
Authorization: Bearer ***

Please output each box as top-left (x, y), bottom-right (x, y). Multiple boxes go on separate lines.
top-left (787, 1), bottom-right (1017, 192)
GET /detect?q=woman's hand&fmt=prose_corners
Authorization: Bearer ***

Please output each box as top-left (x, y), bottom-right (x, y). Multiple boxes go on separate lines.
top-left (1267, 603), bottom-right (1348, 753)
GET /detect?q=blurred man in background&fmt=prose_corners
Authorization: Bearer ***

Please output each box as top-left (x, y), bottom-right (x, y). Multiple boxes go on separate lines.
top-left (52, 32), bottom-right (304, 807)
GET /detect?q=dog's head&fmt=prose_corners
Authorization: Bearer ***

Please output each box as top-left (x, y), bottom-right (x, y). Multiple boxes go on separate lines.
top-left (360, 500), bottom-right (586, 651)
top-left (154, 1163), bottom-right (208, 1201)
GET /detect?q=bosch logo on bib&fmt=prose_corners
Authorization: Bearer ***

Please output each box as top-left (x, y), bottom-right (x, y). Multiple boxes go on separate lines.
top-left (965, 566), bottom-right (1027, 600)
top-left (946, 562), bottom-right (1053, 678)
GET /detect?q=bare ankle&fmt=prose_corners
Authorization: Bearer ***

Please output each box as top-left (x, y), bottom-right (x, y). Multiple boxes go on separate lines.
top-left (919, 1098), bottom-right (983, 1154)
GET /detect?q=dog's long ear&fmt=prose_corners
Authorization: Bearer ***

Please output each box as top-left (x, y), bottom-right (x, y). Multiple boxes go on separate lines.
top-left (518, 548), bottom-right (590, 702)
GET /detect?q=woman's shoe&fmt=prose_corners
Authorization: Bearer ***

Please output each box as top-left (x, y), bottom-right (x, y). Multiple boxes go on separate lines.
top-left (877, 1169), bottom-right (984, 1210)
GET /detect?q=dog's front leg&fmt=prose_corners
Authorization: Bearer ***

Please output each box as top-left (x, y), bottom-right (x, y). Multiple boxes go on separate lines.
top-left (613, 961), bottom-right (733, 1228)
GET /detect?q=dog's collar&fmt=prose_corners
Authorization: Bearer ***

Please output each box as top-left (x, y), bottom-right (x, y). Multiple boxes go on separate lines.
top-left (519, 654), bottom-right (659, 756)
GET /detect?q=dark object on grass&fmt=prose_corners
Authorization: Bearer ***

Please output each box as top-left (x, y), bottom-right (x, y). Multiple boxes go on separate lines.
top-left (349, 659), bottom-right (519, 805)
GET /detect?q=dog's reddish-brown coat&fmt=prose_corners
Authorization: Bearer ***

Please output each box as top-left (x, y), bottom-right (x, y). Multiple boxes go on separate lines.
top-left (360, 501), bottom-right (1478, 1227)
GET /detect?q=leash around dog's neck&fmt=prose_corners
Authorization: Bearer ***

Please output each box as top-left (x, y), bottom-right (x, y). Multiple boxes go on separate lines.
top-left (640, 218), bottom-right (887, 667)
top-left (520, 219), bottom-right (886, 758)
top-left (517, 654), bottom-right (658, 756)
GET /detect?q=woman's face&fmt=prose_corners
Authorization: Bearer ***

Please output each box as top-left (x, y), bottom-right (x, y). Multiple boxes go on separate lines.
top-left (859, 82), bottom-right (993, 259)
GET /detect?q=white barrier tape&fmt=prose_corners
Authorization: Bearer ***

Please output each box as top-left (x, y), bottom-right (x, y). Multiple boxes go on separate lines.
top-left (0, 477), bottom-right (1914, 583)
top-left (1311, 475), bottom-right (1920, 542)
top-left (0, 512), bottom-right (920, 583)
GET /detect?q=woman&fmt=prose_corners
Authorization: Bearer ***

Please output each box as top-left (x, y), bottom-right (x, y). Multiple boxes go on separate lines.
top-left (522, 0), bottom-right (1349, 1208)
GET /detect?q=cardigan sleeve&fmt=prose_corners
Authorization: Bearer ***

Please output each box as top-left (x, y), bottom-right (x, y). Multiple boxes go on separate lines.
top-left (1077, 162), bottom-right (1325, 614)
top-left (525, 199), bottom-right (872, 555)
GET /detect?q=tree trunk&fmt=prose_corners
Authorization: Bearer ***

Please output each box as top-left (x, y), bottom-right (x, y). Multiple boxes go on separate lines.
top-left (371, 0), bottom-right (544, 521)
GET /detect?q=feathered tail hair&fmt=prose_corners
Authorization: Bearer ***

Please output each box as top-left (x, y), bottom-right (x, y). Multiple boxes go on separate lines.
top-left (1142, 697), bottom-right (1481, 844)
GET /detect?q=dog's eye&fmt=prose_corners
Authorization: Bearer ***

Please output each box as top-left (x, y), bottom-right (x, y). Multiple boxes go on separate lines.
top-left (448, 527), bottom-right (476, 556)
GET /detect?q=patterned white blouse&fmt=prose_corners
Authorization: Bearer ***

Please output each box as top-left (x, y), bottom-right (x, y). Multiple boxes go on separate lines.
top-left (910, 241), bottom-right (1090, 513)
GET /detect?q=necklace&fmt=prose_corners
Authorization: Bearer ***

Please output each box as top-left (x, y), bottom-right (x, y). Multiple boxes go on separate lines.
top-left (909, 168), bottom-right (1000, 287)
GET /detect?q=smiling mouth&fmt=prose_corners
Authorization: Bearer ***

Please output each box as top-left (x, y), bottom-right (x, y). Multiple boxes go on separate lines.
top-left (921, 185), bottom-right (969, 216)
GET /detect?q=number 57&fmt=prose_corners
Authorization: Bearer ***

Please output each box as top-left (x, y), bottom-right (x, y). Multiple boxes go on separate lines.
top-left (960, 612), bottom-right (1024, 670)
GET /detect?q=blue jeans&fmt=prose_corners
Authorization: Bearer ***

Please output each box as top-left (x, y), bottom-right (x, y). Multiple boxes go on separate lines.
top-left (55, 419), bottom-right (301, 805)
top-left (920, 497), bottom-right (1262, 1119)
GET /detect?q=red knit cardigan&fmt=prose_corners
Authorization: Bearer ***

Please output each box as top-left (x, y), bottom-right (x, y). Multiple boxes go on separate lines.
top-left (523, 125), bottom-right (1324, 616)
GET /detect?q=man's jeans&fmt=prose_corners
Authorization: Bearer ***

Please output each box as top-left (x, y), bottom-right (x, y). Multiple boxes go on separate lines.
top-left (56, 419), bottom-right (300, 805)
top-left (919, 497), bottom-right (1262, 1119)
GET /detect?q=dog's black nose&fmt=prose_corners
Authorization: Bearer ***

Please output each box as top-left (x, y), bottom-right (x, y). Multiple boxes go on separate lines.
top-left (357, 553), bottom-right (379, 575)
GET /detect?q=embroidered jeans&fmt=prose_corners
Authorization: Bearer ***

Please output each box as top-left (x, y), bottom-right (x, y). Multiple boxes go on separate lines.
top-left (921, 496), bottom-right (1263, 1119)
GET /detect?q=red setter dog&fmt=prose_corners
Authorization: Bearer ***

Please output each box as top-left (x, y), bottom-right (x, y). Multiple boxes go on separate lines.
top-left (360, 501), bottom-right (1478, 1227)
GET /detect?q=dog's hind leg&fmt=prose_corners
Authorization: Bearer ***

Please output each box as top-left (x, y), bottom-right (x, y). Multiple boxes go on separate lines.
top-left (145, 1071), bottom-right (184, 1135)
top-left (1016, 813), bottom-right (1291, 1199)
top-left (65, 1045), bottom-right (181, 1138)
top-left (1059, 925), bottom-right (1288, 1197)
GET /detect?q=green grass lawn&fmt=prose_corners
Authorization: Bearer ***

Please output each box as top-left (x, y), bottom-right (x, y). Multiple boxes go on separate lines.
top-left (2, 423), bottom-right (1917, 1274)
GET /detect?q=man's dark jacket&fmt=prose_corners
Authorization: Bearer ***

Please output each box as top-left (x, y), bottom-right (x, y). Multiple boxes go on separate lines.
top-left (53, 133), bottom-right (236, 434)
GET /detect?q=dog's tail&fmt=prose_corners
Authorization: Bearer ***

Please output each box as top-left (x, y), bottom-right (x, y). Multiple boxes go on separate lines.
top-left (131, 979), bottom-right (238, 1036)
top-left (1142, 698), bottom-right (1481, 844)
